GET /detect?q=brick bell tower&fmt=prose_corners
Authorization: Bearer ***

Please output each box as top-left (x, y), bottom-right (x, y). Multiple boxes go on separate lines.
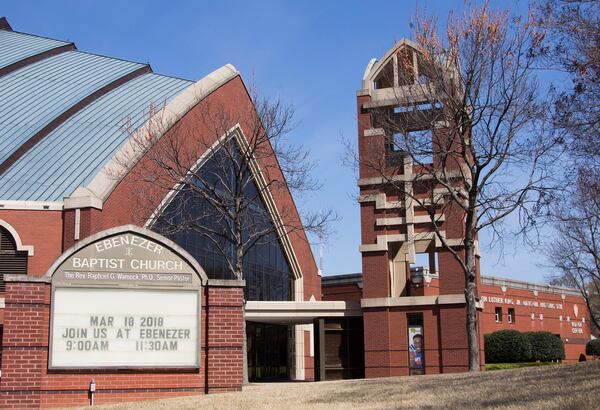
top-left (356, 40), bottom-right (482, 377)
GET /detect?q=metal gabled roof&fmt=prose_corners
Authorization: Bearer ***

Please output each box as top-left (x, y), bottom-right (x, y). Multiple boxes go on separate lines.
top-left (0, 50), bottom-right (146, 165)
top-left (0, 29), bottom-right (71, 69)
top-left (0, 73), bottom-right (192, 201)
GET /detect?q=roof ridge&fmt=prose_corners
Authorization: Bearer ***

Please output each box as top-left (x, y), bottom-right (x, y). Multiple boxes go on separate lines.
top-left (5, 27), bottom-right (74, 47)
top-left (149, 71), bottom-right (195, 83)
top-left (3, 20), bottom-right (195, 84)
top-left (74, 49), bottom-right (151, 72)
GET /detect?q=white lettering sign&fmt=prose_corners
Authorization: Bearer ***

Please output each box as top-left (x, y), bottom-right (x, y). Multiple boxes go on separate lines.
top-left (50, 288), bottom-right (199, 368)
top-left (571, 321), bottom-right (584, 334)
top-left (481, 295), bottom-right (563, 310)
top-left (94, 235), bottom-right (164, 254)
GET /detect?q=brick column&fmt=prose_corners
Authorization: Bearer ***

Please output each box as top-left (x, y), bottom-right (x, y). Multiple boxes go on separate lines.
top-left (204, 279), bottom-right (245, 393)
top-left (0, 276), bottom-right (51, 409)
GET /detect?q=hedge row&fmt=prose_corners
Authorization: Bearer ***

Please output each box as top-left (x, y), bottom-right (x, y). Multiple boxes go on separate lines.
top-left (484, 330), bottom-right (565, 363)
top-left (586, 339), bottom-right (600, 357)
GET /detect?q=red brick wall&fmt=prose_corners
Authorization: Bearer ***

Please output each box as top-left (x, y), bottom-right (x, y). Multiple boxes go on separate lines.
top-left (361, 252), bottom-right (389, 299)
top-left (204, 286), bottom-right (244, 393)
top-left (362, 306), bottom-right (471, 378)
top-left (363, 308), bottom-right (393, 378)
top-left (322, 283), bottom-right (363, 302)
top-left (0, 211), bottom-right (63, 277)
top-left (62, 208), bottom-right (103, 251)
top-left (437, 251), bottom-right (468, 295)
top-left (304, 330), bottom-right (314, 381)
top-left (479, 283), bottom-right (592, 362)
top-left (0, 281), bottom-right (244, 408)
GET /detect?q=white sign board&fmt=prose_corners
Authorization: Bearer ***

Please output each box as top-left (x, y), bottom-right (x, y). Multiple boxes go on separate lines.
top-left (50, 287), bottom-right (199, 368)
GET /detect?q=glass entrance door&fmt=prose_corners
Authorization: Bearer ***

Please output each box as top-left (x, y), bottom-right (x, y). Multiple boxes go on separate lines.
top-left (247, 322), bottom-right (289, 381)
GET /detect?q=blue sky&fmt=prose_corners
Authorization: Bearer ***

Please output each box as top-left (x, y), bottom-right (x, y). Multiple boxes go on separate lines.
top-left (2, 0), bottom-right (551, 282)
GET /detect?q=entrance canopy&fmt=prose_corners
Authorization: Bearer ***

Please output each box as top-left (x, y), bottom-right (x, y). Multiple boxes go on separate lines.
top-left (245, 300), bottom-right (362, 325)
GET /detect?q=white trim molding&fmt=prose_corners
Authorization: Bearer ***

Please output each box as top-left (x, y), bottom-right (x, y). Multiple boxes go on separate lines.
top-left (361, 294), bottom-right (466, 308)
top-left (376, 214), bottom-right (445, 226)
top-left (363, 128), bottom-right (384, 137)
top-left (0, 200), bottom-right (63, 211)
top-left (359, 231), bottom-right (447, 254)
top-left (0, 219), bottom-right (34, 255)
top-left (357, 169), bottom-right (468, 188)
top-left (358, 193), bottom-right (404, 210)
top-left (359, 234), bottom-right (407, 253)
top-left (235, 127), bottom-right (305, 281)
top-left (64, 188), bottom-right (103, 210)
top-left (245, 300), bottom-right (363, 323)
top-left (81, 64), bottom-right (240, 204)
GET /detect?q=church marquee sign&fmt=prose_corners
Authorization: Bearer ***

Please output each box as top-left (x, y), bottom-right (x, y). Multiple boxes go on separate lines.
top-left (48, 225), bottom-right (206, 369)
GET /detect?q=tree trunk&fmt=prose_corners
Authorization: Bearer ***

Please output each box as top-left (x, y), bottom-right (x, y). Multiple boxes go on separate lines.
top-left (464, 239), bottom-right (480, 372)
top-left (233, 212), bottom-right (249, 385)
top-left (242, 302), bottom-right (249, 385)
top-left (465, 275), bottom-right (480, 371)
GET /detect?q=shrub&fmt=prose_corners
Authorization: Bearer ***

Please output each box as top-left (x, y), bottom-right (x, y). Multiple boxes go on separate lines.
top-left (486, 362), bottom-right (556, 371)
top-left (586, 339), bottom-right (600, 358)
top-left (524, 332), bottom-right (565, 362)
top-left (484, 330), bottom-right (531, 363)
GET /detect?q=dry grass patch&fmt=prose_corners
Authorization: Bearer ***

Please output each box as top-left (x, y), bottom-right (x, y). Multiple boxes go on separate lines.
top-left (77, 360), bottom-right (600, 410)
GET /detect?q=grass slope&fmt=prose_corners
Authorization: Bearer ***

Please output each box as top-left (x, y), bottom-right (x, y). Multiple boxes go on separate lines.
top-left (485, 362), bottom-right (558, 371)
top-left (76, 361), bottom-right (600, 410)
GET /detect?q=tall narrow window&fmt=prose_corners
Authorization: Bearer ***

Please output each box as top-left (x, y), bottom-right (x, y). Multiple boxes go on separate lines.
top-left (495, 307), bottom-right (502, 323)
top-left (508, 308), bottom-right (515, 324)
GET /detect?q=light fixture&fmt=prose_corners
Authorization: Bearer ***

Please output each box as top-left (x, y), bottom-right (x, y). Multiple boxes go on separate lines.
top-left (411, 268), bottom-right (424, 286)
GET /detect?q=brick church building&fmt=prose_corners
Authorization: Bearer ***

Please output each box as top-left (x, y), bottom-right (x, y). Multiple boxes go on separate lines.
top-left (0, 18), bottom-right (593, 409)
top-left (0, 17), bottom-right (321, 407)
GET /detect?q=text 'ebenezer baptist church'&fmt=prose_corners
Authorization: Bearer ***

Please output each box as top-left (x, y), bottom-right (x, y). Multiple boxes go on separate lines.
top-left (0, 17), bottom-right (592, 408)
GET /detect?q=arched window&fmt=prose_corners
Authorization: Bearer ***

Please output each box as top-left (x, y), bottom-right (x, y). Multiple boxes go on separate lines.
top-left (0, 226), bottom-right (28, 292)
top-left (153, 144), bottom-right (293, 302)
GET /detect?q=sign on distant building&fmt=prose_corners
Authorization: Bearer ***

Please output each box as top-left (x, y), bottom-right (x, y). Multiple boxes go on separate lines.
top-left (49, 229), bottom-right (203, 369)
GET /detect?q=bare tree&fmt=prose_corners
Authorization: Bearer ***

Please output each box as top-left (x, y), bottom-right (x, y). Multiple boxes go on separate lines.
top-left (354, 3), bottom-right (559, 371)
top-left (547, 170), bottom-right (600, 333)
top-left (537, 0), bottom-right (600, 335)
top-left (114, 87), bottom-right (331, 383)
top-left (537, 0), bottom-right (600, 170)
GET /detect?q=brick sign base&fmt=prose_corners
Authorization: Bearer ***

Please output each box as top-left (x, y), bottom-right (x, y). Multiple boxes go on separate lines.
top-left (0, 280), bottom-right (245, 408)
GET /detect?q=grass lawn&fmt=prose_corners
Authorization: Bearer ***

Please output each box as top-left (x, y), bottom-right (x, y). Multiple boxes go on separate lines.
top-left (73, 360), bottom-right (600, 410)
top-left (485, 362), bottom-right (558, 371)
